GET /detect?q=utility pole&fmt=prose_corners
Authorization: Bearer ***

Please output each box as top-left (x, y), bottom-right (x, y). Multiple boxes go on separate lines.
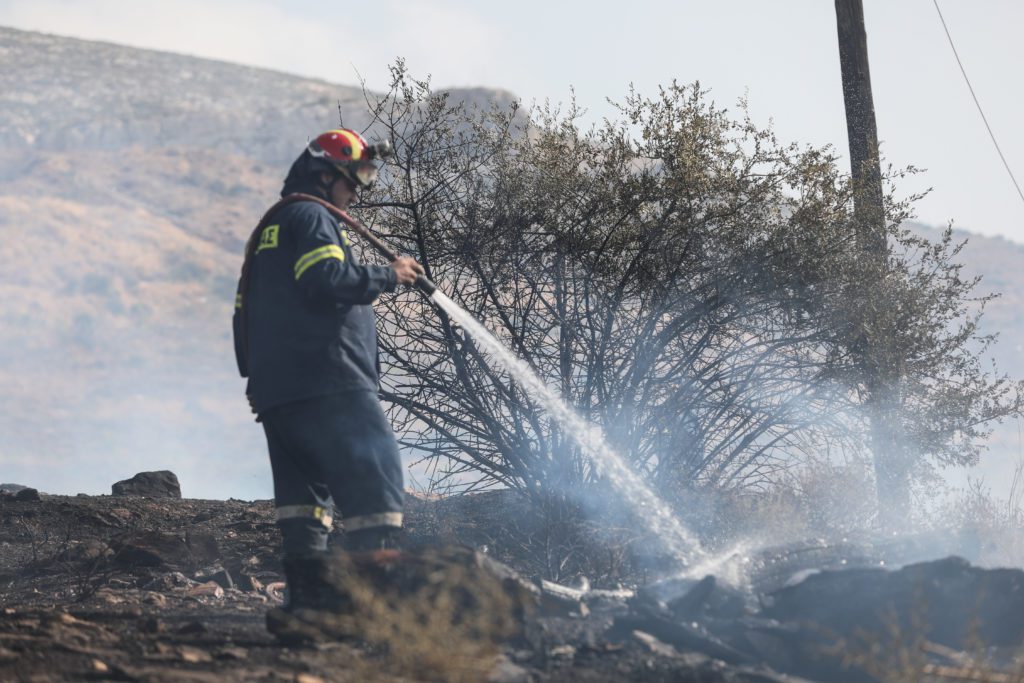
top-left (834, 0), bottom-right (909, 525)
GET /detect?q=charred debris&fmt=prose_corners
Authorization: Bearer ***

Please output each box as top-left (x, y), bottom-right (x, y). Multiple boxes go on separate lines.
top-left (2, 473), bottom-right (1023, 682)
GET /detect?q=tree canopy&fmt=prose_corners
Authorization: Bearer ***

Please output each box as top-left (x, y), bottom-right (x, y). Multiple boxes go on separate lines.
top-left (359, 64), bottom-right (1020, 514)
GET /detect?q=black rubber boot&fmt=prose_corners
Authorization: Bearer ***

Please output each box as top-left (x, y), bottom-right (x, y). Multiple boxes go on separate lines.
top-left (265, 555), bottom-right (356, 644)
top-left (281, 555), bottom-right (326, 610)
top-left (344, 526), bottom-right (400, 552)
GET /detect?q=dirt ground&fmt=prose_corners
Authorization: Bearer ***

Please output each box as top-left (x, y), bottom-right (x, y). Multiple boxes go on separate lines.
top-left (0, 490), bottom-right (794, 682)
top-left (4, 488), bottom-right (1022, 682)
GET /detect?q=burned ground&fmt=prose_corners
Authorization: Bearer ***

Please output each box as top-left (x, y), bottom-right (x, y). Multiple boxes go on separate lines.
top-left (1, 489), bottom-right (1023, 682)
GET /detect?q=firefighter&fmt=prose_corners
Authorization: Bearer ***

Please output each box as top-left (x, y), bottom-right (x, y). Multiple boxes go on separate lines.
top-left (232, 129), bottom-right (424, 634)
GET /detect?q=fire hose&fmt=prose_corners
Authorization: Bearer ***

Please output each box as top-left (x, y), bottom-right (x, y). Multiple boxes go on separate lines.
top-left (259, 192), bottom-right (437, 296)
top-left (236, 192), bottom-right (438, 376)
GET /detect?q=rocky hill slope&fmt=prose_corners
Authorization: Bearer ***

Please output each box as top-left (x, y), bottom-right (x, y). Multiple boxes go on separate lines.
top-left (0, 25), bottom-right (1019, 499)
top-left (0, 26), bottom-right (515, 499)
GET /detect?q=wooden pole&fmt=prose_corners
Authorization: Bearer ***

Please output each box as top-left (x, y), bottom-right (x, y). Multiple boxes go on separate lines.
top-left (834, 0), bottom-right (909, 524)
top-left (835, 0), bottom-right (886, 251)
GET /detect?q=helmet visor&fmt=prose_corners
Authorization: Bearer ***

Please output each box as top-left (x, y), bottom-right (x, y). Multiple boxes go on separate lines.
top-left (351, 161), bottom-right (379, 188)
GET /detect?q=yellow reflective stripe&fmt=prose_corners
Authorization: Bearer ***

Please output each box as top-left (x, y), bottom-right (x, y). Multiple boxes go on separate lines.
top-left (276, 505), bottom-right (333, 529)
top-left (294, 244), bottom-right (345, 280)
top-left (235, 293), bottom-right (242, 309)
top-left (343, 512), bottom-right (403, 531)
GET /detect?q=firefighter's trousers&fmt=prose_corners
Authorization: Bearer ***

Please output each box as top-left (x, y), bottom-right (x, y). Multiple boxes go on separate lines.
top-left (260, 391), bottom-right (404, 557)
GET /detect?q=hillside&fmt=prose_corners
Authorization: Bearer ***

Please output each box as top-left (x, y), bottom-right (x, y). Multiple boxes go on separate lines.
top-left (0, 25), bottom-right (1020, 500)
top-left (0, 26), bottom-right (516, 499)
top-left (911, 222), bottom-right (1024, 490)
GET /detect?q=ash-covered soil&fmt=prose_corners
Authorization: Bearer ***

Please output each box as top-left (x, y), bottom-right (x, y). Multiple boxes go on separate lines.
top-left (0, 490), bottom-right (751, 682)
top-left (2, 488), bottom-right (1023, 682)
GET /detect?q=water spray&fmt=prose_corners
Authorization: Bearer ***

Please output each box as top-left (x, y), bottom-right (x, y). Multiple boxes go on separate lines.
top-left (276, 193), bottom-right (708, 567)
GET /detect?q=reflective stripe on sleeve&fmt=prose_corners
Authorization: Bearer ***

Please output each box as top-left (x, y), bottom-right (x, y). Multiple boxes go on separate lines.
top-left (343, 511), bottom-right (403, 532)
top-left (276, 505), bottom-right (334, 529)
top-left (294, 244), bottom-right (345, 281)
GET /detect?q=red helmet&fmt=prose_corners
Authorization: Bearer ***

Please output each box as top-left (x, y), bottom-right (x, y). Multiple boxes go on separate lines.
top-left (307, 129), bottom-right (392, 189)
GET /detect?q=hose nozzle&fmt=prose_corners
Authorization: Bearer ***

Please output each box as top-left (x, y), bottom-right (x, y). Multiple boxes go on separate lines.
top-left (415, 274), bottom-right (437, 296)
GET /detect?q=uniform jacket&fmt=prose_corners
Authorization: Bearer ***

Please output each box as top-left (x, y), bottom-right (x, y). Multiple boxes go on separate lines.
top-left (233, 199), bottom-right (397, 413)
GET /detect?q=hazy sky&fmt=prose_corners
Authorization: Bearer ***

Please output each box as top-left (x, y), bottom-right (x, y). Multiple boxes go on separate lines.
top-left (2, 0), bottom-right (1022, 241)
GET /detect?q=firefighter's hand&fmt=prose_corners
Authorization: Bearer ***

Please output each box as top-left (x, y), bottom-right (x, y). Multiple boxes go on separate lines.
top-left (390, 256), bottom-right (425, 286)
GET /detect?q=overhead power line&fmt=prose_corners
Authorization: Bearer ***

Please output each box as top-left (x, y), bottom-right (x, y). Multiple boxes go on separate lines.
top-left (932, 0), bottom-right (1024, 206)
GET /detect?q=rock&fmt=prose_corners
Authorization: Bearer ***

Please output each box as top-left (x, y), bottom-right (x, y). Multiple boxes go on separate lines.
top-left (178, 646), bottom-right (212, 664)
top-left (667, 574), bottom-right (754, 622)
top-left (186, 581), bottom-right (224, 599)
top-left (0, 646), bottom-right (19, 663)
top-left (632, 630), bottom-right (678, 657)
top-left (187, 532), bottom-right (220, 563)
top-left (607, 615), bottom-right (752, 665)
top-left (0, 483), bottom-right (28, 494)
top-left (143, 571), bottom-right (198, 592)
top-left (237, 573), bottom-right (263, 592)
top-left (487, 654), bottom-right (532, 683)
top-left (59, 539), bottom-right (111, 562)
top-left (215, 646), bottom-right (248, 660)
top-left (110, 530), bottom-right (218, 570)
top-left (548, 644), bottom-right (576, 659)
top-left (112, 533), bottom-right (187, 567)
top-left (57, 612), bottom-right (83, 626)
top-left (264, 581), bottom-right (286, 602)
top-left (109, 508), bottom-right (132, 523)
top-left (762, 556), bottom-right (1024, 650)
top-left (195, 564), bottom-right (234, 590)
top-left (176, 620), bottom-right (208, 634)
top-left (13, 487), bottom-right (40, 501)
top-left (93, 588), bottom-right (126, 605)
top-left (111, 470), bottom-right (181, 498)
top-left (142, 591), bottom-right (167, 607)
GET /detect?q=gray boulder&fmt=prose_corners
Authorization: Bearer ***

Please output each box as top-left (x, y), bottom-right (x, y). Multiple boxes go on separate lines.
top-left (13, 487), bottom-right (40, 501)
top-left (111, 471), bottom-right (181, 498)
top-left (762, 555), bottom-right (1024, 649)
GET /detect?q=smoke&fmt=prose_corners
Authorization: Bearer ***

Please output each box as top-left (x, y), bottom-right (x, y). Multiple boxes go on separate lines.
top-left (428, 289), bottom-right (709, 567)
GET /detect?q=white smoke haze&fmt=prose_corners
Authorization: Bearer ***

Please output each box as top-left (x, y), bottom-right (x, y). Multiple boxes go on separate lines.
top-left (428, 289), bottom-right (710, 566)
top-left (1, 26), bottom-right (1022, 581)
top-left (4, 1), bottom-right (1023, 243)
top-left (0, 0), bottom-right (504, 93)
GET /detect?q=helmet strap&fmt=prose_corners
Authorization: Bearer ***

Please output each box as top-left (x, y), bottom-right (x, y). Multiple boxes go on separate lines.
top-left (313, 169), bottom-right (341, 199)
top-left (316, 171), bottom-right (360, 209)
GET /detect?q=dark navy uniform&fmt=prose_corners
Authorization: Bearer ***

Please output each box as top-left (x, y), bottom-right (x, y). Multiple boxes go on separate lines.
top-left (233, 199), bottom-right (404, 556)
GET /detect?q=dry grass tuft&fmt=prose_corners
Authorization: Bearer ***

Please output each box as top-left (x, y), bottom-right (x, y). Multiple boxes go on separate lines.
top-left (942, 459), bottom-right (1024, 569)
top-left (320, 547), bottom-right (523, 683)
top-left (834, 604), bottom-right (1024, 683)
